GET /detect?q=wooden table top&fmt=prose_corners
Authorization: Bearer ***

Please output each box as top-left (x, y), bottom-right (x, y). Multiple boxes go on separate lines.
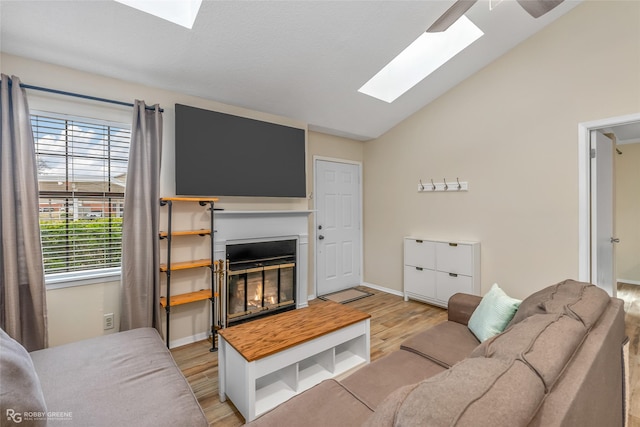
top-left (218, 301), bottom-right (371, 362)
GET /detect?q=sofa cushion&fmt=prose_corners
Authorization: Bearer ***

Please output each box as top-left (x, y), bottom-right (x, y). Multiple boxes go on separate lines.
top-left (363, 357), bottom-right (545, 427)
top-left (400, 321), bottom-right (480, 368)
top-left (471, 313), bottom-right (587, 392)
top-left (340, 349), bottom-right (447, 409)
top-left (468, 283), bottom-right (521, 342)
top-left (548, 283), bottom-right (610, 329)
top-left (0, 328), bottom-right (48, 427)
top-left (508, 279), bottom-right (609, 329)
top-left (248, 379), bottom-right (373, 427)
top-left (29, 328), bottom-right (208, 427)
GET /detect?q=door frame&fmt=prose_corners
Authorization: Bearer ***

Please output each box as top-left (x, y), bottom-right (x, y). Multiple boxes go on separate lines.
top-left (312, 156), bottom-right (363, 298)
top-left (577, 112), bottom-right (640, 288)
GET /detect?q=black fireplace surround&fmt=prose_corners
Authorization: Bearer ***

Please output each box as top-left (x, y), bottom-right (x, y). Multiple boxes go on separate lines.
top-left (226, 239), bottom-right (297, 325)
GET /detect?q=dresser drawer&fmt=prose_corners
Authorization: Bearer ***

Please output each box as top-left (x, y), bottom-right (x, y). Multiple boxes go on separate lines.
top-left (404, 265), bottom-right (436, 298)
top-left (435, 242), bottom-right (473, 275)
top-left (435, 271), bottom-right (473, 303)
top-left (404, 238), bottom-right (436, 269)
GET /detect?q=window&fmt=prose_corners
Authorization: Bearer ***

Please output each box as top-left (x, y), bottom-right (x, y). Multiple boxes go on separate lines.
top-left (32, 113), bottom-right (131, 275)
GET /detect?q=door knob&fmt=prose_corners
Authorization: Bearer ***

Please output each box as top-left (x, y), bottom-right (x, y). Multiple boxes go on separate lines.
top-left (318, 235), bottom-right (325, 240)
top-left (611, 237), bottom-right (620, 243)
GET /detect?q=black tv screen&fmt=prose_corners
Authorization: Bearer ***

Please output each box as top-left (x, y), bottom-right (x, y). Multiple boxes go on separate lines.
top-left (175, 104), bottom-right (306, 198)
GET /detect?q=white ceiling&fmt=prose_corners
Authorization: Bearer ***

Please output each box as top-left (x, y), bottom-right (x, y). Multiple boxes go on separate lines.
top-left (1, 0), bottom-right (582, 140)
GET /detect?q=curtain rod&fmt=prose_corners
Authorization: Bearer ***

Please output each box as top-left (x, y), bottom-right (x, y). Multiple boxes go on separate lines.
top-left (3, 78), bottom-right (164, 113)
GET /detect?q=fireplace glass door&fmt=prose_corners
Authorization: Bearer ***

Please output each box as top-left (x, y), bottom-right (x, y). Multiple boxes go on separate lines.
top-left (226, 239), bottom-right (297, 324)
top-left (228, 272), bottom-right (246, 316)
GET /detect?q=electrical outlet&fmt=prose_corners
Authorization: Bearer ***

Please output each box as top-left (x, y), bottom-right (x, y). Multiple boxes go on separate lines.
top-left (103, 313), bottom-right (114, 330)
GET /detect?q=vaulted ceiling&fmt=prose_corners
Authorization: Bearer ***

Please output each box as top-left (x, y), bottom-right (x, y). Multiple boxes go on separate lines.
top-left (1, 0), bottom-right (582, 140)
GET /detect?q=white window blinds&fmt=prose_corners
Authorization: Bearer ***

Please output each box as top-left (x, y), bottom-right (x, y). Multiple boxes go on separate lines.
top-left (32, 114), bottom-right (131, 274)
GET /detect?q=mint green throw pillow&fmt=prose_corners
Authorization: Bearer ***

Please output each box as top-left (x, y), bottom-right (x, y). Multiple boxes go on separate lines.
top-left (468, 283), bottom-right (521, 342)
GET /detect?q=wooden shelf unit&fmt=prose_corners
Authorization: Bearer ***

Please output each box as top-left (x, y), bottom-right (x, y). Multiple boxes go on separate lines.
top-left (159, 197), bottom-right (219, 351)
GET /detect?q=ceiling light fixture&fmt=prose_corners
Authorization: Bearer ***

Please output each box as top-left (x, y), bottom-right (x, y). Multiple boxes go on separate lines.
top-left (358, 16), bottom-right (484, 103)
top-left (113, 0), bottom-right (203, 29)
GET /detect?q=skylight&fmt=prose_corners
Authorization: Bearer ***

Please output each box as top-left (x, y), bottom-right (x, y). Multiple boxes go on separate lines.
top-left (114, 0), bottom-right (203, 29)
top-left (490, 0), bottom-right (506, 11)
top-left (358, 16), bottom-right (484, 103)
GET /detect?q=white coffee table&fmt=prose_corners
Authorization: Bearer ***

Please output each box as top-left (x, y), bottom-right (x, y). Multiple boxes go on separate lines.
top-left (218, 301), bottom-right (371, 422)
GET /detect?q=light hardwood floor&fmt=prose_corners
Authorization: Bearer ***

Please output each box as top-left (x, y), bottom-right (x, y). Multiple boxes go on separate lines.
top-left (172, 284), bottom-right (640, 427)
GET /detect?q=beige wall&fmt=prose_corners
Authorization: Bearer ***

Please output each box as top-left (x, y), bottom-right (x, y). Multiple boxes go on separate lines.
top-left (308, 131), bottom-right (364, 164)
top-left (363, 0), bottom-right (640, 300)
top-left (616, 142), bottom-right (640, 283)
top-left (46, 280), bottom-right (120, 347)
top-left (1, 53), bottom-right (363, 346)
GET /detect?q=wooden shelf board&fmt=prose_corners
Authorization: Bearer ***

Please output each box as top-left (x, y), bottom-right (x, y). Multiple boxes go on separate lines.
top-left (160, 197), bottom-right (218, 202)
top-left (159, 229), bottom-right (211, 238)
top-left (160, 259), bottom-right (213, 272)
top-left (160, 289), bottom-right (212, 307)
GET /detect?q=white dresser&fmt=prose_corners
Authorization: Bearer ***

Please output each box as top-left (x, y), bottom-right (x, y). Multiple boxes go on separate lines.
top-left (403, 237), bottom-right (480, 308)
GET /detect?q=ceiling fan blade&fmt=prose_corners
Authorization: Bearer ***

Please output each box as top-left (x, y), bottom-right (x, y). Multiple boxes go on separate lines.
top-left (427, 0), bottom-right (478, 33)
top-left (517, 0), bottom-right (564, 18)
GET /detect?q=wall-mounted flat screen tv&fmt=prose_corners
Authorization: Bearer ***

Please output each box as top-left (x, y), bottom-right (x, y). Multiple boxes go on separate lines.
top-left (175, 104), bottom-right (306, 198)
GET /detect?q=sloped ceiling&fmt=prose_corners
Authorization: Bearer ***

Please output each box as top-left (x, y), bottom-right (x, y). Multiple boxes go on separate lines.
top-left (0, 0), bottom-right (581, 140)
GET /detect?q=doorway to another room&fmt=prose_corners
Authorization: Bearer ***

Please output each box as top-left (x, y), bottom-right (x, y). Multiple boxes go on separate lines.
top-left (579, 114), bottom-right (640, 297)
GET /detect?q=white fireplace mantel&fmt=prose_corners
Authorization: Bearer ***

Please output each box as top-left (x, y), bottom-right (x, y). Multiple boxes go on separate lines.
top-left (213, 210), bottom-right (313, 314)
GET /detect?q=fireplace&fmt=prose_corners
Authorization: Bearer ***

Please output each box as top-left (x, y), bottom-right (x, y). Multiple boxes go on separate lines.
top-left (226, 239), bottom-right (297, 325)
top-left (213, 210), bottom-right (311, 331)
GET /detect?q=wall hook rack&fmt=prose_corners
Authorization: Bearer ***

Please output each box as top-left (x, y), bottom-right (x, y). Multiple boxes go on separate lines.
top-left (418, 178), bottom-right (469, 192)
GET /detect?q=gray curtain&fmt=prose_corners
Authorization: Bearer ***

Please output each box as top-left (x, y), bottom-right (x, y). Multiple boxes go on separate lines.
top-left (120, 100), bottom-right (162, 332)
top-left (0, 74), bottom-right (48, 351)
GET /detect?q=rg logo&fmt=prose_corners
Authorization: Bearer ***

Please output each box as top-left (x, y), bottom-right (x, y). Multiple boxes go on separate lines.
top-left (6, 409), bottom-right (22, 423)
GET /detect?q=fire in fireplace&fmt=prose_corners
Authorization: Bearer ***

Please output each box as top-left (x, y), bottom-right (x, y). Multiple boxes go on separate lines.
top-left (226, 239), bottom-right (296, 325)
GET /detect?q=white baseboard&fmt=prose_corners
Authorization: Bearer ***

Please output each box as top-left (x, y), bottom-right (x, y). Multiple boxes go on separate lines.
top-left (169, 331), bottom-right (209, 350)
top-left (362, 282), bottom-right (404, 297)
top-left (618, 279), bottom-right (640, 286)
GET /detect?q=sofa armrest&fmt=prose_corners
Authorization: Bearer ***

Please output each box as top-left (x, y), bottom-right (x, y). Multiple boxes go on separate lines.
top-left (448, 293), bottom-right (482, 325)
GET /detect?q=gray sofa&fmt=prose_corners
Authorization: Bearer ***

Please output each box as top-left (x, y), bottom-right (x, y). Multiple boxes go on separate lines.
top-left (0, 327), bottom-right (208, 427)
top-left (248, 279), bottom-right (628, 426)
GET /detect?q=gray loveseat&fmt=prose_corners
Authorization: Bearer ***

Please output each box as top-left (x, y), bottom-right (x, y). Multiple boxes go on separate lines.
top-left (0, 327), bottom-right (208, 427)
top-left (248, 279), bottom-right (628, 426)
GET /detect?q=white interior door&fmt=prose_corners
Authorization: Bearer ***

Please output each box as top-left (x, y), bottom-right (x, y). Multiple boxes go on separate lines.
top-left (591, 130), bottom-right (617, 297)
top-left (315, 159), bottom-right (361, 296)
